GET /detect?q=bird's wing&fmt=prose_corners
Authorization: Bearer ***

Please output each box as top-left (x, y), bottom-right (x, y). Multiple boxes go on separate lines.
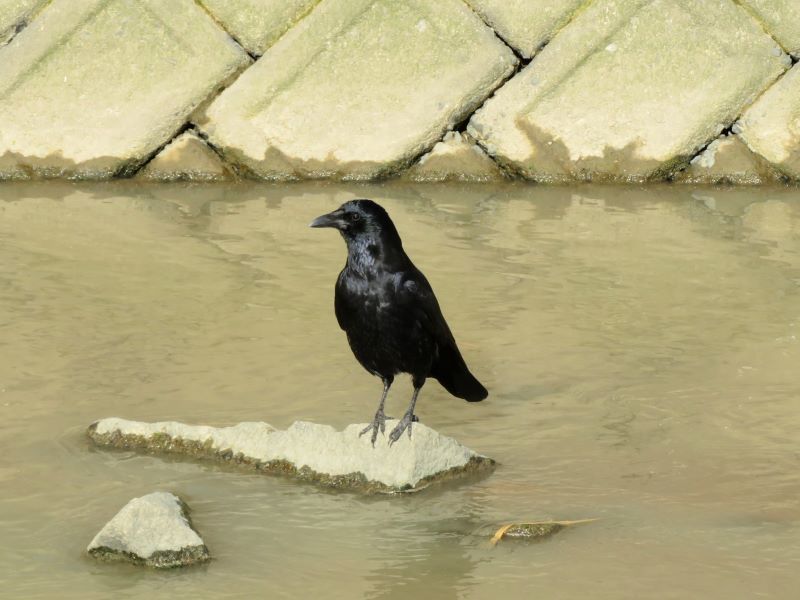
top-left (334, 268), bottom-right (354, 331)
top-left (399, 269), bottom-right (487, 402)
top-left (397, 270), bottom-right (455, 345)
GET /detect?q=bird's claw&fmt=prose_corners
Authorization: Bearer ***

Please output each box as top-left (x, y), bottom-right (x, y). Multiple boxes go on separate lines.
top-left (388, 412), bottom-right (416, 446)
top-left (359, 409), bottom-right (387, 446)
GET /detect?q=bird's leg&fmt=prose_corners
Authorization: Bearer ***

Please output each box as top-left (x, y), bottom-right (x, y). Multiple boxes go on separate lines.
top-left (359, 378), bottom-right (392, 446)
top-left (388, 380), bottom-right (423, 446)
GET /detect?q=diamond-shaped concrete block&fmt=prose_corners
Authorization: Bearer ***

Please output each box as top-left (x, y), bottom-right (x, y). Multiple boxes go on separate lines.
top-left (199, 0), bottom-right (517, 181)
top-left (741, 0), bottom-right (800, 57)
top-left (674, 134), bottom-right (781, 185)
top-left (738, 64), bottom-right (800, 180)
top-left (138, 131), bottom-right (233, 181)
top-left (199, 0), bottom-right (320, 56)
top-left (464, 0), bottom-right (590, 59)
top-left (0, 0), bottom-right (249, 180)
top-left (468, 0), bottom-right (788, 182)
top-left (404, 131), bottom-right (505, 182)
top-left (0, 0), bottom-right (45, 45)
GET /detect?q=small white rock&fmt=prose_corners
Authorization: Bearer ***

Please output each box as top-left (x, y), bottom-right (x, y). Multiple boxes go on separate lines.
top-left (87, 492), bottom-right (209, 568)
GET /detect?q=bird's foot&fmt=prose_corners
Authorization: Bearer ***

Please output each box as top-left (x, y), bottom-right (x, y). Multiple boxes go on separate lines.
top-left (388, 411), bottom-right (416, 446)
top-left (359, 408), bottom-right (387, 446)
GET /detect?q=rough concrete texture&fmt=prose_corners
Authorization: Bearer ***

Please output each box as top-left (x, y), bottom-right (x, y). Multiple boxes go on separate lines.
top-left (405, 131), bottom-right (506, 182)
top-left (87, 492), bottom-right (209, 568)
top-left (198, 0), bottom-right (517, 181)
top-left (738, 64), bottom-right (800, 180)
top-left (88, 417), bottom-right (493, 493)
top-left (674, 134), bottom-right (781, 185)
top-left (468, 0), bottom-right (788, 182)
top-left (0, 0), bottom-right (249, 180)
top-left (741, 0), bottom-right (800, 57)
top-left (138, 131), bottom-right (232, 182)
top-left (463, 0), bottom-right (589, 59)
top-left (199, 0), bottom-right (320, 56)
top-left (0, 0), bottom-right (44, 45)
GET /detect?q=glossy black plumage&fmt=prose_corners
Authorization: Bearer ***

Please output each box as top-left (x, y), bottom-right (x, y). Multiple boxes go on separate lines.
top-left (310, 199), bottom-right (487, 445)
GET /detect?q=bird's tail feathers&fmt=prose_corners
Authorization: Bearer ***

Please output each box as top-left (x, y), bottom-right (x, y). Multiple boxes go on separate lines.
top-left (432, 345), bottom-right (488, 402)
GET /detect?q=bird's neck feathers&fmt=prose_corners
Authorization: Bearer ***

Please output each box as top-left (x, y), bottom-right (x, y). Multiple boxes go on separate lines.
top-left (345, 231), bottom-right (406, 276)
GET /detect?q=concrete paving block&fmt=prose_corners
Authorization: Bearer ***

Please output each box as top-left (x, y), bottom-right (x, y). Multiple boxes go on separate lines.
top-left (741, 0), bottom-right (800, 57)
top-left (468, 0), bottom-right (788, 182)
top-left (199, 0), bottom-right (320, 56)
top-left (138, 131), bottom-right (233, 181)
top-left (404, 131), bottom-right (506, 182)
top-left (463, 0), bottom-right (589, 59)
top-left (0, 0), bottom-right (249, 180)
top-left (673, 134), bottom-right (781, 184)
top-left (0, 0), bottom-right (45, 45)
top-left (738, 63), bottom-right (800, 180)
top-left (198, 0), bottom-right (517, 181)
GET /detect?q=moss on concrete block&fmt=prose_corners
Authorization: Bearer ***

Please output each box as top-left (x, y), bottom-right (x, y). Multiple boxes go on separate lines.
top-left (0, 0), bottom-right (249, 180)
top-left (464, 0), bottom-right (590, 59)
top-left (138, 131), bottom-right (233, 182)
top-left (198, 0), bottom-right (517, 181)
top-left (468, 0), bottom-right (788, 182)
top-left (738, 64), bottom-right (800, 181)
top-left (199, 0), bottom-right (320, 56)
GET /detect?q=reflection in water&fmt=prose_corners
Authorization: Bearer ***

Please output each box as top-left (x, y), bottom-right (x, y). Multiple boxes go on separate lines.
top-left (1, 182), bottom-right (799, 599)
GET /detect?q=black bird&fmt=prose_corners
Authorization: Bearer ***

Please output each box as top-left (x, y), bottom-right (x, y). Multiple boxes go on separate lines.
top-left (310, 199), bottom-right (487, 446)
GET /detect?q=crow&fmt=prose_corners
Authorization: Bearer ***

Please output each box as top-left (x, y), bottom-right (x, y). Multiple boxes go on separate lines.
top-left (310, 199), bottom-right (487, 446)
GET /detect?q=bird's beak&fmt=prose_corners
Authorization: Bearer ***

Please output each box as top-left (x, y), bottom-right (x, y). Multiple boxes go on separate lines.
top-left (309, 209), bottom-right (344, 229)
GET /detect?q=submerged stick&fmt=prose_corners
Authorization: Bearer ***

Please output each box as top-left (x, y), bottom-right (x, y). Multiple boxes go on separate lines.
top-left (489, 518), bottom-right (598, 546)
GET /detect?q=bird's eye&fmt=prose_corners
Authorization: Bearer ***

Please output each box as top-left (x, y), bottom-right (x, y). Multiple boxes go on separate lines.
top-left (351, 213), bottom-right (361, 222)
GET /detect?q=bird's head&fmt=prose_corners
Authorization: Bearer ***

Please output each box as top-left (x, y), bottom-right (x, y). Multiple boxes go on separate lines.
top-left (309, 199), bottom-right (401, 247)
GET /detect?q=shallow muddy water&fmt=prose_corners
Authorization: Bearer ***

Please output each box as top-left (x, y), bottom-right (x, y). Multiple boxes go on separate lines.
top-left (1, 181), bottom-right (799, 599)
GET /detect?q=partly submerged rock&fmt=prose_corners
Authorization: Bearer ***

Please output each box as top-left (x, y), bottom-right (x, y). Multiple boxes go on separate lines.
top-left (87, 492), bottom-right (210, 568)
top-left (88, 418), bottom-right (494, 493)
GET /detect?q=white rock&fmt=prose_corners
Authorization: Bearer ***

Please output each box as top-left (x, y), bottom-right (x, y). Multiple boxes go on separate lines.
top-left (198, 0), bottom-right (320, 56)
top-left (404, 131), bottom-right (506, 182)
top-left (738, 63), bottom-right (800, 180)
top-left (87, 492), bottom-right (209, 568)
top-left (198, 0), bottom-right (517, 181)
top-left (138, 131), bottom-right (233, 182)
top-left (468, 0), bottom-right (787, 182)
top-left (0, 0), bottom-right (249, 179)
top-left (463, 0), bottom-right (589, 59)
top-left (88, 417), bottom-right (493, 492)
